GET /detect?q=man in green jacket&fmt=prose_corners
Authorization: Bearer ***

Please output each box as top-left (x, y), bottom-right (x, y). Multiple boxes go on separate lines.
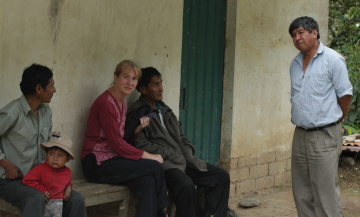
top-left (0, 64), bottom-right (87, 217)
top-left (126, 67), bottom-right (230, 217)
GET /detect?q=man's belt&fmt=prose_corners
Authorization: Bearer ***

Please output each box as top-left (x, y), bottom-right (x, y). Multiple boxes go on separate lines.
top-left (301, 120), bottom-right (341, 131)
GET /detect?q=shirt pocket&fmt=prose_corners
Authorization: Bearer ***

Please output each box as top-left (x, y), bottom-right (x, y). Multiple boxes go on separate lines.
top-left (308, 74), bottom-right (329, 96)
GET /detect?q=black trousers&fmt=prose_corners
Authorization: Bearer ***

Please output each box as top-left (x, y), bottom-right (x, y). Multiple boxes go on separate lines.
top-left (165, 163), bottom-right (230, 217)
top-left (82, 154), bottom-right (168, 217)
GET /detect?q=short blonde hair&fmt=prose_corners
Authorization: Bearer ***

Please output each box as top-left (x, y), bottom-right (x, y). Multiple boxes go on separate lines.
top-left (114, 60), bottom-right (142, 79)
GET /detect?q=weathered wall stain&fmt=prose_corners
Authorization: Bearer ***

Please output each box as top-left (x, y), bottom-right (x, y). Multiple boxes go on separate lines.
top-left (49, 0), bottom-right (64, 43)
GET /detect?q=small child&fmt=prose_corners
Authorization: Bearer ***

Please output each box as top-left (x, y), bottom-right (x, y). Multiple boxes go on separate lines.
top-left (23, 131), bottom-right (75, 217)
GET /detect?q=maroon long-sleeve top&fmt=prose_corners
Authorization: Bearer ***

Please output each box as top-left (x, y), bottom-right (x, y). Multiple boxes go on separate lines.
top-left (81, 90), bottom-right (144, 164)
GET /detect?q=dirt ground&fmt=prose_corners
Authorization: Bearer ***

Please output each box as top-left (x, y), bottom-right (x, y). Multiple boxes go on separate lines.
top-left (229, 153), bottom-right (360, 217)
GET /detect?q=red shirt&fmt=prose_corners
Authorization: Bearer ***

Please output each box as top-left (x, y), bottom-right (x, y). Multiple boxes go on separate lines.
top-left (81, 90), bottom-right (144, 164)
top-left (22, 162), bottom-right (72, 199)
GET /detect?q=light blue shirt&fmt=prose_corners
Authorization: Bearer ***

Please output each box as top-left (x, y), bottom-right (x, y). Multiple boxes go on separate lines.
top-left (290, 42), bottom-right (353, 128)
top-left (0, 95), bottom-right (52, 178)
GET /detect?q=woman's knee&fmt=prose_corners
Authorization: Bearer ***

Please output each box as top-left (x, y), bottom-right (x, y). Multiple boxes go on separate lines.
top-left (137, 176), bottom-right (156, 189)
top-left (147, 160), bottom-right (163, 172)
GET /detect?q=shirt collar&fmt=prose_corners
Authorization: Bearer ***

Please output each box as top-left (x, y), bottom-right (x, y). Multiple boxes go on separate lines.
top-left (20, 94), bottom-right (32, 115)
top-left (20, 94), bottom-right (47, 116)
top-left (294, 41), bottom-right (324, 64)
top-left (315, 41), bottom-right (324, 57)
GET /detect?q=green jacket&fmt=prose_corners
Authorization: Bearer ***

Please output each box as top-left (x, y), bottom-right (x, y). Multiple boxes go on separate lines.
top-left (125, 96), bottom-right (207, 172)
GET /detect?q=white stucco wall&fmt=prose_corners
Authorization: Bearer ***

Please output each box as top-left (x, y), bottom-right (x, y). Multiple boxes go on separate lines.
top-left (225, 0), bottom-right (329, 159)
top-left (0, 0), bottom-right (330, 184)
top-left (0, 0), bottom-right (183, 179)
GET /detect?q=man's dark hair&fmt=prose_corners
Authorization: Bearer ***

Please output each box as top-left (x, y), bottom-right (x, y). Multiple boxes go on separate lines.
top-left (289, 16), bottom-right (320, 39)
top-left (136, 67), bottom-right (162, 92)
top-left (20, 63), bottom-right (53, 96)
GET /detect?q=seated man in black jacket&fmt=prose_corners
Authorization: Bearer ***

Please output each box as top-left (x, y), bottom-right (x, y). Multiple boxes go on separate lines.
top-left (125, 67), bottom-right (230, 217)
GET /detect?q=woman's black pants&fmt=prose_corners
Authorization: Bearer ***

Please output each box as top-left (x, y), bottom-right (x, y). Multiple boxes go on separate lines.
top-left (82, 154), bottom-right (168, 217)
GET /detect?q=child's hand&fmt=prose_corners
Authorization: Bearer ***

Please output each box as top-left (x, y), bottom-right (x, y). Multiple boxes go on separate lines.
top-left (44, 191), bottom-right (50, 203)
top-left (64, 186), bottom-right (72, 201)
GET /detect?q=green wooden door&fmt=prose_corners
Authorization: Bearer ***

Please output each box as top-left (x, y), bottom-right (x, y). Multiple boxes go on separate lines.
top-left (179, 0), bottom-right (227, 165)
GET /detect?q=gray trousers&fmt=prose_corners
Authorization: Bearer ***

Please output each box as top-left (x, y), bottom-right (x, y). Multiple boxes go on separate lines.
top-left (0, 179), bottom-right (87, 217)
top-left (292, 124), bottom-right (343, 217)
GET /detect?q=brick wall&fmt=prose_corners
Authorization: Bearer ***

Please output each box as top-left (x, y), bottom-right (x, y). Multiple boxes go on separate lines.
top-left (221, 150), bottom-right (292, 198)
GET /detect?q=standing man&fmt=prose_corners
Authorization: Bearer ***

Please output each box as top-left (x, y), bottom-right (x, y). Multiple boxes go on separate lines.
top-left (125, 67), bottom-right (230, 217)
top-left (288, 16), bottom-right (353, 217)
top-left (0, 64), bottom-right (87, 217)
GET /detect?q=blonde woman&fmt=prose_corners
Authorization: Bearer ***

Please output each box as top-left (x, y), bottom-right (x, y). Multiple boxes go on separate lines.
top-left (81, 60), bottom-right (168, 217)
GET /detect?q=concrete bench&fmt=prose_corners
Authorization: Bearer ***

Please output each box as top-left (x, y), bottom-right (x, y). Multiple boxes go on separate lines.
top-left (0, 179), bottom-right (130, 217)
